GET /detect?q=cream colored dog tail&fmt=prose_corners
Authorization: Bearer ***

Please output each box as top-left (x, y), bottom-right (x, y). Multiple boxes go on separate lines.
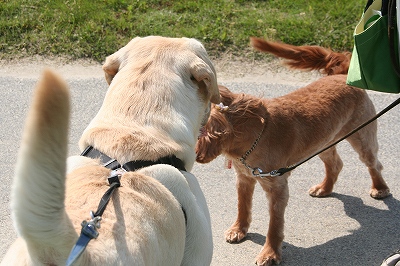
top-left (250, 37), bottom-right (351, 75)
top-left (11, 70), bottom-right (76, 262)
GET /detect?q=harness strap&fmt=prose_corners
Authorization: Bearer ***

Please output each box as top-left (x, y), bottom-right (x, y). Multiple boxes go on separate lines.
top-left (67, 147), bottom-right (187, 265)
top-left (66, 170), bottom-right (121, 266)
top-left (81, 146), bottom-right (120, 169)
top-left (81, 146), bottom-right (186, 172)
top-left (93, 172), bottom-right (122, 217)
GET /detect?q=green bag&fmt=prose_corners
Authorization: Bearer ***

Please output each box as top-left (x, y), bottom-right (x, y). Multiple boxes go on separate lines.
top-left (347, 0), bottom-right (400, 93)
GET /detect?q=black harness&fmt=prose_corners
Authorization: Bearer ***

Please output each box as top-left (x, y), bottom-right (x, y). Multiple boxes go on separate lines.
top-left (66, 146), bottom-right (187, 266)
top-left (81, 145), bottom-right (186, 172)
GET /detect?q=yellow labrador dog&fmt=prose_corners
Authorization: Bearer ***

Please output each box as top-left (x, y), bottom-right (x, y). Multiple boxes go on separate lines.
top-left (2, 36), bottom-right (220, 265)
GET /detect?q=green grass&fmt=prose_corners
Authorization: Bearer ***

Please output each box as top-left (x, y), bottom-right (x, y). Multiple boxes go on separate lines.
top-left (0, 0), bottom-right (365, 62)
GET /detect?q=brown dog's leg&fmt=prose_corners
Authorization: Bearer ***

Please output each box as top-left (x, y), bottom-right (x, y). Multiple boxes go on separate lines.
top-left (255, 175), bottom-right (289, 266)
top-left (309, 146), bottom-right (343, 197)
top-left (225, 172), bottom-right (257, 243)
top-left (347, 128), bottom-right (390, 199)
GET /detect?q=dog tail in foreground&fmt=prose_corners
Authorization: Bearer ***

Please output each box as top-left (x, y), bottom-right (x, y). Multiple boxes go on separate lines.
top-left (10, 70), bottom-right (75, 262)
top-left (250, 37), bottom-right (351, 75)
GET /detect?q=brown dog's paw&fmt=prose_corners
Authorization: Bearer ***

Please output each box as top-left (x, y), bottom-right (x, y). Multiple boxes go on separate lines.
top-left (255, 249), bottom-right (281, 266)
top-left (308, 185), bottom-right (332, 197)
top-left (225, 227), bottom-right (247, 243)
top-left (370, 188), bottom-right (391, 199)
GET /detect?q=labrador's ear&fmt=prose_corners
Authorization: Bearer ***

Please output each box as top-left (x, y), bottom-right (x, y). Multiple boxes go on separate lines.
top-left (102, 52), bottom-right (122, 85)
top-left (190, 58), bottom-right (220, 103)
top-left (102, 37), bottom-right (142, 85)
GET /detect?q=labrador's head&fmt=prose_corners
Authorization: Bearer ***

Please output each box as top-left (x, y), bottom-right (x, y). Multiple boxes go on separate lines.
top-left (102, 36), bottom-right (220, 104)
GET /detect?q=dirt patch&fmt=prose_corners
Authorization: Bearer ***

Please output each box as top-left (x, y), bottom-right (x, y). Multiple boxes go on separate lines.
top-left (0, 56), bottom-right (103, 79)
top-left (0, 54), bottom-right (322, 85)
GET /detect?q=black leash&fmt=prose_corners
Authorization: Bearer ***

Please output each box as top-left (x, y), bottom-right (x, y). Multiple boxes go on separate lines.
top-left (66, 169), bottom-right (122, 266)
top-left (250, 97), bottom-right (400, 178)
top-left (93, 173), bottom-right (122, 218)
top-left (238, 1), bottom-right (400, 176)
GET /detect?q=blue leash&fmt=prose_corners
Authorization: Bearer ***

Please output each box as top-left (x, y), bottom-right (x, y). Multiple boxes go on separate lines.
top-left (66, 214), bottom-right (101, 266)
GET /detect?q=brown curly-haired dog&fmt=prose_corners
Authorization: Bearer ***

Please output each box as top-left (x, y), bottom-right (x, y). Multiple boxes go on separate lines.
top-left (196, 39), bottom-right (390, 266)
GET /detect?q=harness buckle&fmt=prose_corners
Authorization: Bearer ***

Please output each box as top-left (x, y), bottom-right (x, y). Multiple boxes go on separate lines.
top-left (108, 169), bottom-right (124, 186)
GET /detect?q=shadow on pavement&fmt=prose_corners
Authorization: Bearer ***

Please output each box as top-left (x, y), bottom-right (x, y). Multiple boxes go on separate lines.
top-left (278, 193), bottom-right (400, 265)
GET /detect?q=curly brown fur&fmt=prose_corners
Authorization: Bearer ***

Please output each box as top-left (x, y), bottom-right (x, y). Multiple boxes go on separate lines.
top-left (196, 80), bottom-right (390, 266)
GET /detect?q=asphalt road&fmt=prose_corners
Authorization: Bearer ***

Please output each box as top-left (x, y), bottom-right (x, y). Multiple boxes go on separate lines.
top-left (0, 64), bottom-right (399, 265)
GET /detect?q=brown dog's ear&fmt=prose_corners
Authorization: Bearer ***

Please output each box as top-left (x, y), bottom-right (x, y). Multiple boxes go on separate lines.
top-left (195, 109), bottom-right (229, 163)
top-left (190, 58), bottom-right (220, 104)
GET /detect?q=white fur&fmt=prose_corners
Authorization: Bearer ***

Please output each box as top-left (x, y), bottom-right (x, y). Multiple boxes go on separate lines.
top-left (138, 165), bottom-right (213, 265)
top-left (79, 36), bottom-right (220, 171)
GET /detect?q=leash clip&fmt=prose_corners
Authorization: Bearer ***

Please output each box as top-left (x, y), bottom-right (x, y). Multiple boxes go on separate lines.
top-left (268, 169), bottom-right (280, 177)
top-left (81, 212), bottom-right (102, 238)
top-left (67, 169), bottom-right (124, 266)
top-left (252, 167), bottom-right (263, 176)
top-left (252, 168), bottom-right (281, 178)
top-left (66, 214), bottom-right (101, 266)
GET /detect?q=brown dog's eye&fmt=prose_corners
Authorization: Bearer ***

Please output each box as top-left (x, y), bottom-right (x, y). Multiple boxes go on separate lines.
top-left (190, 75), bottom-right (196, 81)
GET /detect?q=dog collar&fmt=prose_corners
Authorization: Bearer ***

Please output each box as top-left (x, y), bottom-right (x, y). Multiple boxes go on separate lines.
top-left (238, 125), bottom-right (289, 178)
top-left (238, 125), bottom-right (265, 170)
top-left (81, 146), bottom-right (186, 172)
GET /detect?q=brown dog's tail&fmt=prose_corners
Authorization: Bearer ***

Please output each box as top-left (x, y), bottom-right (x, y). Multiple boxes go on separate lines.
top-left (250, 37), bottom-right (351, 75)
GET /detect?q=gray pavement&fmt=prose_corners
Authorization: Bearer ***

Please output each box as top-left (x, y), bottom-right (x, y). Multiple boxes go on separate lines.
top-left (0, 66), bottom-right (399, 265)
